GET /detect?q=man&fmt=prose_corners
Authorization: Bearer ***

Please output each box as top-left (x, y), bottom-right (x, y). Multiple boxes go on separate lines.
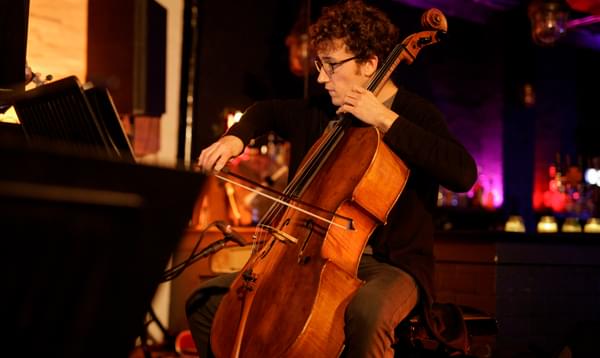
top-left (189, 1), bottom-right (477, 357)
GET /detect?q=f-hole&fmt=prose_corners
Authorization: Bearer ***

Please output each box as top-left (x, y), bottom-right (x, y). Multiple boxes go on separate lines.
top-left (297, 219), bottom-right (314, 264)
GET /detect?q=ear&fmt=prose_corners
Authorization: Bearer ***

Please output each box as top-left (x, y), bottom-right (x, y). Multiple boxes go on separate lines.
top-left (361, 55), bottom-right (379, 77)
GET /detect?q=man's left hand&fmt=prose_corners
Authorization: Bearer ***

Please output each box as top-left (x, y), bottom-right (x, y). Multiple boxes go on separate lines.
top-left (336, 86), bottom-right (397, 132)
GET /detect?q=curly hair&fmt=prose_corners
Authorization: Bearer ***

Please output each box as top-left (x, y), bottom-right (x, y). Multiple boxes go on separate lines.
top-left (309, 0), bottom-right (399, 65)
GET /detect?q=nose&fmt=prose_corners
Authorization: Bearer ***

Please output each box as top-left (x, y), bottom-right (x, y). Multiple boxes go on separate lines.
top-left (316, 68), bottom-right (330, 84)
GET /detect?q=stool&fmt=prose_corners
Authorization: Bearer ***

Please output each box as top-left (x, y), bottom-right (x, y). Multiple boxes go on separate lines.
top-left (394, 305), bottom-right (498, 357)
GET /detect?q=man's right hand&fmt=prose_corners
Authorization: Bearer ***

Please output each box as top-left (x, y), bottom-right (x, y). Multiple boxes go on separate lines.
top-left (197, 135), bottom-right (244, 173)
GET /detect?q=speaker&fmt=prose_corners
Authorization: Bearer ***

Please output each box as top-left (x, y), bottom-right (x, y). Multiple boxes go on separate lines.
top-left (87, 0), bottom-right (166, 116)
top-left (1, 141), bottom-right (204, 357)
top-left (0, 0), bottom-right (29, 105)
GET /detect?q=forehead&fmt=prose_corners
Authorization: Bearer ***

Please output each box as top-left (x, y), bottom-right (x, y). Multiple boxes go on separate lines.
top-left (316, 38), bottom-right (353, 59)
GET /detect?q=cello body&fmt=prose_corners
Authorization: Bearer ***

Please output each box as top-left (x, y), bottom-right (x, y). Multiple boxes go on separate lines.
top-left (210, 126), bottom-right (409, 357)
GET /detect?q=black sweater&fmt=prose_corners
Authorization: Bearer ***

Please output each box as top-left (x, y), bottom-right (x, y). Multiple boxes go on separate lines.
top-left (227, 87), bottom-right (477, 348)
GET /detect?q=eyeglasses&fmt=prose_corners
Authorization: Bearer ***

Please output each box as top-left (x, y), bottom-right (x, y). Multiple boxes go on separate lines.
top-left (314, 56), bottom-right (357, 76)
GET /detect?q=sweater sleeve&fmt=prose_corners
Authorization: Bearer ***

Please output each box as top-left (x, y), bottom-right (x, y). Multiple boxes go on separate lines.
top-left (383, 93), bottom-right (477, 193)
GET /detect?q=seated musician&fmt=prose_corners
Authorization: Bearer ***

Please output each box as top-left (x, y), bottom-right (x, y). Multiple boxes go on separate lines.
top-left (188, 0), bottom-right (477, 357)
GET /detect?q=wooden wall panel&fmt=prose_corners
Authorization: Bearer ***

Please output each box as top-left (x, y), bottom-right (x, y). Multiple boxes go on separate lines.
top-left (26, 0), bottom-right (87, 84)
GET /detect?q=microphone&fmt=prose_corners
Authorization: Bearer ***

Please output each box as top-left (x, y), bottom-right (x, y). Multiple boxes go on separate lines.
top-left (215, 221), bottom-right (247, 246)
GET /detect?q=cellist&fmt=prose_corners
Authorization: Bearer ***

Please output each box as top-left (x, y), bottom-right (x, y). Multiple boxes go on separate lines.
top-left (188, 1), bottom-right (477, 357)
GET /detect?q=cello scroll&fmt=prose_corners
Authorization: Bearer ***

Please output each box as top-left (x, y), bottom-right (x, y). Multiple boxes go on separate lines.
top-left (367, 8), bottom-right (447, 95)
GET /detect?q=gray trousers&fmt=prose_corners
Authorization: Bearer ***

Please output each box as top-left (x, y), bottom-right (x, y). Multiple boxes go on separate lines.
top-left (186, 254), bottom-right (418, 358)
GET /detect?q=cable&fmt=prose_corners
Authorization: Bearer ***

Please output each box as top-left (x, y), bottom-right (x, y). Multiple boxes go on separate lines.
top-left (159, 220), bottom-right (218, 282)
top-left (159, 220), bottom-right (247, 282)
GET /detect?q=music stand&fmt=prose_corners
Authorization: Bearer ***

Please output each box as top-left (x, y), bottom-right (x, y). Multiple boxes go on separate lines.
top-left (84, 85), bottom-right (136, 162)
top-left (0, 143), bottom-right (205, 357)
top-left (11, 75), bottom-right (135, 162)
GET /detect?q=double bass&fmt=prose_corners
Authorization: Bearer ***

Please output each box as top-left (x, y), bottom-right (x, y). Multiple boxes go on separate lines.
top-left (210, 9), bottom-right (448, 357)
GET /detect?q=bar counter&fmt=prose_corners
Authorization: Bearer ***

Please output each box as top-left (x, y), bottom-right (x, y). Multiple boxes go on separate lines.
top-left (433, 230), bottom-right (600, 357)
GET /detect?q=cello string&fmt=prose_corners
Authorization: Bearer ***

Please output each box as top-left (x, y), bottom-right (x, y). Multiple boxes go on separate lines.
top-left (367, 43), bottom-right (402, 93)
top-left (286, 116), bottom-right (348, 195)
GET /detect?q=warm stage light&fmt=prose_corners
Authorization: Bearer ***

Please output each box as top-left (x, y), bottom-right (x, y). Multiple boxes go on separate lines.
top-left (537, 215), bottom-right (558, 233)
top-left (505, 215), bottom-right (526, 232)
top-left (584, 218), bottom-right (600, 233)
top-left (529, 0), bottom-right (600, 47)
top-left (562, 217), bottom-right (582, 232)
top-left (529, 0), bottom-right (569, 45)
top-left (584, 168), bottom-right (598, 185)
top-left (0, 106), bottom-right (20, 124)
top-left (226, 110), bottom-right (243, 129)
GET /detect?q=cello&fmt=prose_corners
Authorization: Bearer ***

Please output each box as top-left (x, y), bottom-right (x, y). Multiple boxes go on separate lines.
top-left (210, 9), bottom-right (448, 357)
